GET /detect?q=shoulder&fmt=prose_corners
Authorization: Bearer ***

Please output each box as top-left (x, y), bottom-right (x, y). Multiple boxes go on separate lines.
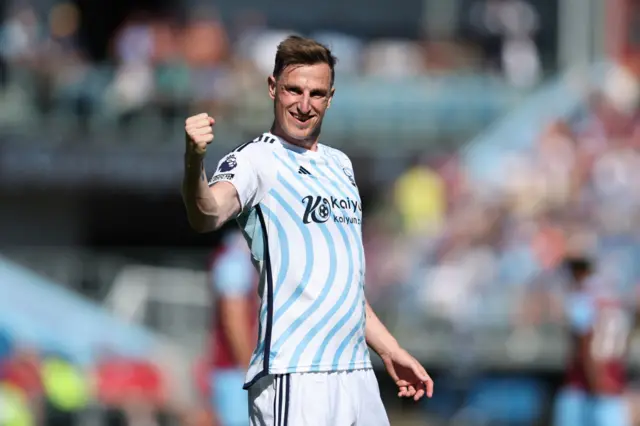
top-left (215, 134), bottom-right (277, 173)
top-left (321, 145), bottom-right (353, 167)
top-left (321, 145), bottom-right (358, 186)
top-left (229, 133), bottom-right (279, 158)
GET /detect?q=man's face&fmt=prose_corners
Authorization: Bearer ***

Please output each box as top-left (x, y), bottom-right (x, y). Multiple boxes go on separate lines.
top-left (269, 63), bottom-right (334, 144)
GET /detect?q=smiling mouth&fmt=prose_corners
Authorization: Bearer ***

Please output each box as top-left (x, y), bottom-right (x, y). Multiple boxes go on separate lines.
top-left (289, 111), bottom-right (312, 124)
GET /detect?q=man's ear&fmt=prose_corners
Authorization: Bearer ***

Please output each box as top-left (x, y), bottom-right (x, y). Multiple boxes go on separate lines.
top-left (327, 87), bottom-right (335, 108)
top-left (268, 76), bottom-right (276, 100)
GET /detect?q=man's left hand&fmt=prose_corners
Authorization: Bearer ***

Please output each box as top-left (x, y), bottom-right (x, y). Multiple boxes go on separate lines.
top-left (381, 347), bottom-right (434, 401)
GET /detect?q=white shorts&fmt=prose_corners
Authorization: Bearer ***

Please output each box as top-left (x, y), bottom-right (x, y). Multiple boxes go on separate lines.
top-left (248, 369), bottom-right (390, 426)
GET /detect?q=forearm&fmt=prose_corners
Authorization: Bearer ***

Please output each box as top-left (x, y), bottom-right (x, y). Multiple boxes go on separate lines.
top-left (585, 355), bottom-right (604, 392)
top-left (365, 300), bottom-right (400, 359)
top-left (583, 337), bottom-right (603, 392)
top-left (220, 300), bottom-right (255, 368)
top-left (181, 153), bottom-right (220, 232)
top-left (224, 323), bottom-right (254, 368)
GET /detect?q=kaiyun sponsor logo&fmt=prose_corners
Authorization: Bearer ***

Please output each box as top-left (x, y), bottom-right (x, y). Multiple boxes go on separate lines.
top-left (301, 195), bottom-right (361, 225)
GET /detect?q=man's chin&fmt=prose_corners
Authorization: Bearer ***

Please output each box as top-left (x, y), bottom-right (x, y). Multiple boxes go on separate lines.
top-left (285, 127), bottom-right (316, 143)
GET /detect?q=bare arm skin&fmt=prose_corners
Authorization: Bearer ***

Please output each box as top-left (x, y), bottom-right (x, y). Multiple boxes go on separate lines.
top-left (181, 113), bottom-right (241, 232)
top-left (364, 300), bottom-right (434, 400)
top-left (219, 296), bottom-right (255, 368)
top-left (364, 300), bottom-right (401, 359)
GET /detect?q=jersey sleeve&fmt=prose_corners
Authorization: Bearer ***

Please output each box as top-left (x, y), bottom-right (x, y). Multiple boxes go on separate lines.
top-left (566, 294), bottom-right (596, 335)
top-left (211, 252), bottom-right (254, 297)
top-left (209, 149), bottom-right (266, 211)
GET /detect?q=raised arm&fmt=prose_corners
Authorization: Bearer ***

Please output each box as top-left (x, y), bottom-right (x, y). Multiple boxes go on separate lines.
top-left (182, 113), bottom-right (241, 233)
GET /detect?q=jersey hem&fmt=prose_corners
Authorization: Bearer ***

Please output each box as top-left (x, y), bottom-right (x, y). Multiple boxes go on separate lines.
top-left (269, 361), bottom-right (372, 375)
top-left (242, 361), bottom-right (373, 389)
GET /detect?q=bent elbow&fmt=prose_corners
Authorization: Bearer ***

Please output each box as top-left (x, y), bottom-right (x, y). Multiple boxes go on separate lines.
top-left (186, 214), bottom-right (215, 234)
top-left (210, 216), bottom-right (227, 232)
top-left (191, 223), bottom-right (211, 234)
top-left (188, 213), bottom-right (227, 233)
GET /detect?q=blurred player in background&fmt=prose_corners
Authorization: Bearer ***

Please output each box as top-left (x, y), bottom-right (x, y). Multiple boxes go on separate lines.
top-left (182, 35), bottom-right (433, 425)
top-left (554, 257), bottom-right (633, 426)
top-left (208, 230), bottom-right (258, 426)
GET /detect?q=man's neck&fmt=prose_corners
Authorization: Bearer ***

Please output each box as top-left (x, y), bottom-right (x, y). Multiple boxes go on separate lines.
top-left (271, 123), bottom-right (319, 152)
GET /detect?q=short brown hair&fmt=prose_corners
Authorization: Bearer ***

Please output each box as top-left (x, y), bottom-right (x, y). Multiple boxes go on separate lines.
top-left (273, 35), bottom-right (337, 86)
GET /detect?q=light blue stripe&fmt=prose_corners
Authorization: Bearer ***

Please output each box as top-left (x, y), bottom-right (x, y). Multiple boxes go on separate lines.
top-left (248, 203), bottom-right (291, 365)
top-left (310, 159), bottom-right (365, 311)
top-left (312, 268), bottom-right (365, 365)
top-left (307, 157), bottom-right (367, 364)
top-left (332, 320), bottom-right (362, 366)
top-left (270, 160), bottom-right (339, 357)
top-left (269, 189), bottom-right (315, 328)
top-left (282, 151), bottom-right (355, 367)
top-left (261, 201), bottom-right (292, 301)
top-left (349, 335), bottom-right (366, 366)
top-left (311, 282), bottom-right (361, 365)
top-left (362, 346), bottom-right (370, 365)
top-left (250, 195), bottom-right (313, 365)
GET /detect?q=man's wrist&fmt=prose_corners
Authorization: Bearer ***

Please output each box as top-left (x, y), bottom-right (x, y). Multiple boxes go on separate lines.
top-left (370, 337), bottom-right (401, 360)
top-left (381, 341), bottom-right (401, 359)
top-left (185, 150), bottom-right (205, 164)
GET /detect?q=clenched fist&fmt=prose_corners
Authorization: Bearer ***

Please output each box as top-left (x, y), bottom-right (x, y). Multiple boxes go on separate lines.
top-left (185, 113), bottom-right (215, 156)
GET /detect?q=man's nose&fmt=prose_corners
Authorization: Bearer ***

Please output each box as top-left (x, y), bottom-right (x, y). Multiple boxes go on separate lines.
top-left (297, 94), bottom-right (311, 114)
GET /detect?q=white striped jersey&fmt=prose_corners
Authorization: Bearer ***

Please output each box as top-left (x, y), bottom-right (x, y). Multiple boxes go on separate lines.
top-left (209, 132), bottom-right (371, 388)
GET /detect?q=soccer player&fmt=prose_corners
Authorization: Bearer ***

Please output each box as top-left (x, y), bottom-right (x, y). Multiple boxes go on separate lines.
top-left (181, 35), bottom-right (433, 425)
top-left (553, 257), bottom-right (632, 426)
top-left (208, 230), bottom-right (258, 426)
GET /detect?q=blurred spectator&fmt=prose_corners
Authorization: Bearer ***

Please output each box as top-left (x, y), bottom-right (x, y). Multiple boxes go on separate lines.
top-left (151, 17), bottom-right (189, 132)
top-left (94, 353), bottom-right (167, 426)
top-left (531, 212), bottom-right (567, 272)
top-left (497, 220), bottom-right (539, 288)
top-left (552, 257), bottom-right (633, 426)
top-left (393, 155), bottom-right (447, 237)
top-left (41, 354), bottom-right (88, 426)
top-left (106, 10), bottom-right (155, 129)
top-left (0, 346), bottom-right (43, 424)
top-left (0, 381), bottom-right (34, 425)
top-left (362, 39), bottom-right (425, 77)
top-left (362, 201), bottom-right (411, 309)
top-left (0, 3), bottom-right (42, 65)
top-left (206, 230), bottom-right (258, 426)
top-left (468, 0), bottom-right (541, 87)
top-left (182, 8), bottom-right (231, 116)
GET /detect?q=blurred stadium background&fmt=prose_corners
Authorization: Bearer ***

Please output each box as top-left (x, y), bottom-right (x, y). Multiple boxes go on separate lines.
top-left (1, 0), bottom-right (640, 424)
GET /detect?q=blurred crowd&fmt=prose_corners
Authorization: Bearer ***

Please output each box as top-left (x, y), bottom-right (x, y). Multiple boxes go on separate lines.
top-left (364, 61), bottom-right (640, 333)
top-left (0, 0), bottom-right (547, 135)
top-left (0, 329), bottom-right (186, 426)
top-left (0, 1), bottom-right (621, 424)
